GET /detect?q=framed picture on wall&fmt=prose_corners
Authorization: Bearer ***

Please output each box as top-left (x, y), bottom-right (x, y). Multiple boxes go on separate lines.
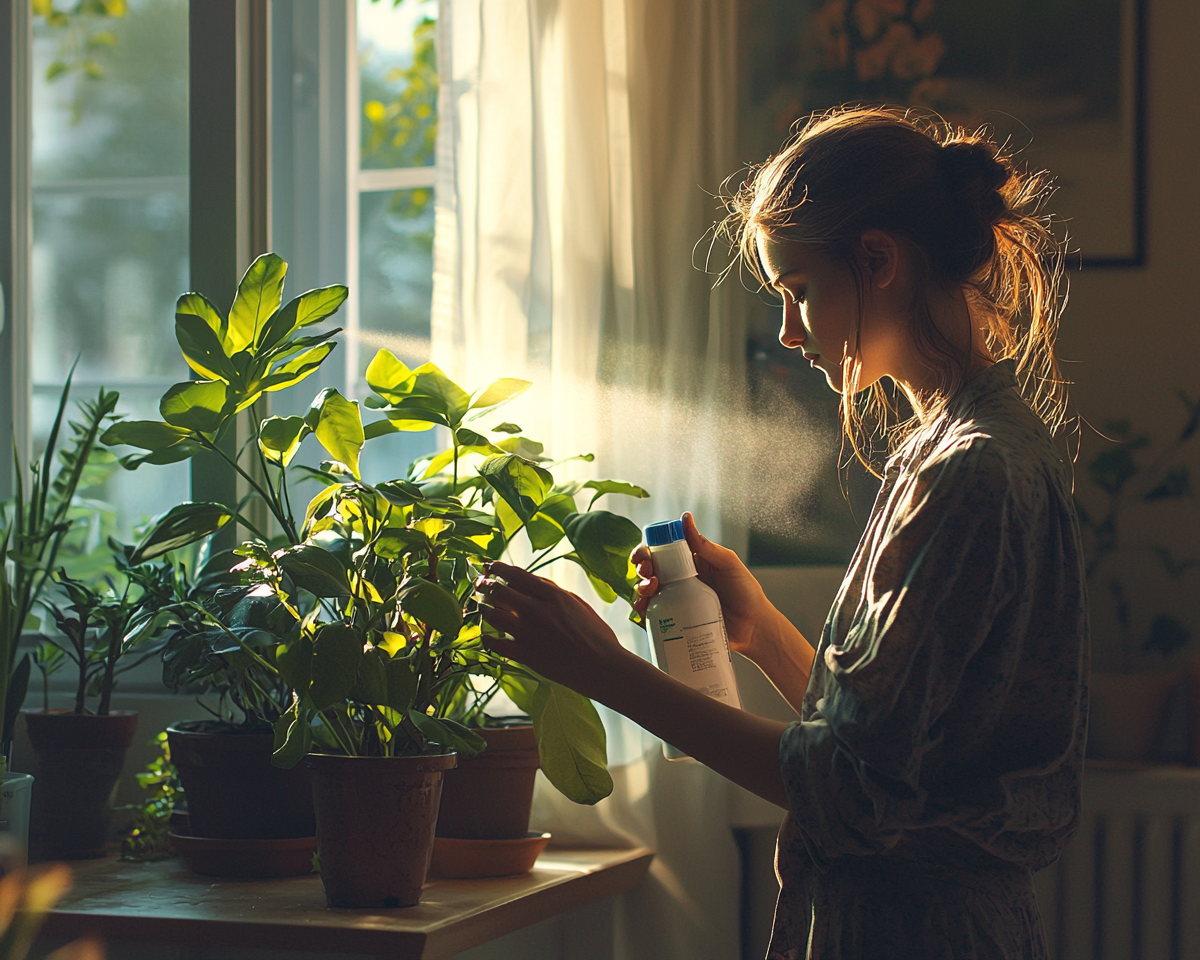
top-left (742, 0), bottom-right (1145, 267)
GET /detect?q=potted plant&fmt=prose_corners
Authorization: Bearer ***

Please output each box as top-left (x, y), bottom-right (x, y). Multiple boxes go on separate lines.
top-left (1077, 393), bottom-right (1200, 761)
top-left (24, 520), bottom-right (217, 860)
top-left (96, 254), bottom-right (348, 862)
top-left (1, 377), bottom-right (121, 855)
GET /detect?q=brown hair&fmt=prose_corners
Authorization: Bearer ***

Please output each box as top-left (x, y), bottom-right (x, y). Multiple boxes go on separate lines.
top-left (722, 105), bottom-right (1068, 469)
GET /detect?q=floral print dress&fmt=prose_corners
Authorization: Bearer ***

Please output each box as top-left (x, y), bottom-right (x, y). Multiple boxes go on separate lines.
top-left (769, 361), bottom-right (1089, 960)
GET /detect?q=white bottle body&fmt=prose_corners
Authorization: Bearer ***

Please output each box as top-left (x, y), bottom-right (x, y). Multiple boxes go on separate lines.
top-left (645, 574), bottom-right (743, 760)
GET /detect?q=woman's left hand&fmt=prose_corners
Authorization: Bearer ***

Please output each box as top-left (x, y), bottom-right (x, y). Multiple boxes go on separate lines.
top-left (476, 561), bottom-right (635, 700)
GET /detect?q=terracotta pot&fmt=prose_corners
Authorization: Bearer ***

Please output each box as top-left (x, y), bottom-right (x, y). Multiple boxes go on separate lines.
top-left (436, 725), bottom-right (540, 840)
top-left (167, 723), bottom-right (315, 839)
top-left (307, 751), bottom-right (456, 908)
top-left (24, 710), bottom-right (139, 860)
top-left (1087, 672), bottom-right (1178, 762)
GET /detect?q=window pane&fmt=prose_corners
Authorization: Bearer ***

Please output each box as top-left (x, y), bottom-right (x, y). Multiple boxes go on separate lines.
top-left (31, 0), bottom-right (189, 547)
top-left (358, 0), bottom-right (438, 170)
top-left (357, 187), bottom-right (436, 482)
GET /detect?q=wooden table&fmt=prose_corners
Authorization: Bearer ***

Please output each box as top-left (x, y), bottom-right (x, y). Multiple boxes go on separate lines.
top-left (41, 847), bottom-right (654, 959)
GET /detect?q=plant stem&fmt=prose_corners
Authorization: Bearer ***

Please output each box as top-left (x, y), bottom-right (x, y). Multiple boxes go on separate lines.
top-left (197, 434), bottom-right (291, 536)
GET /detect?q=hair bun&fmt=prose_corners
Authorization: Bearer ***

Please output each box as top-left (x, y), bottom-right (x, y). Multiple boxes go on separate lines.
top-left (939, 141), bottom-right (1010, 225)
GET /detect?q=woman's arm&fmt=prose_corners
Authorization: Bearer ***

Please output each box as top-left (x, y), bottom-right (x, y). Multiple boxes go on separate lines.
top-left (479, 563), bottom-right (791, 808)
top-left (632, 513), bottom-right (817, 713)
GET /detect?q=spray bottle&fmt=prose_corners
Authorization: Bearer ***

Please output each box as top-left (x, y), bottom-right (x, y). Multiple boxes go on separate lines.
top-left (643, 519), bottom-right (742, 759)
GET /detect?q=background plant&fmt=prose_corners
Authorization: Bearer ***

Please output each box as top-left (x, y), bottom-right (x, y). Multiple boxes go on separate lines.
top-left (1077, 390), bottom-right (1200, 670)
top-left (0, 378), bottom-right (120, 755)
top-left (120, 730), bottom-right (181, 862)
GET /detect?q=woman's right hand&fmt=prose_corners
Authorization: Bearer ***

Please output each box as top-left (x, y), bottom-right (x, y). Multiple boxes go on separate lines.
top-left (632, 512), bottom-right (774, 661)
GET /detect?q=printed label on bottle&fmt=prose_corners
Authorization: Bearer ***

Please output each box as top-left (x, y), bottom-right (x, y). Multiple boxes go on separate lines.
top-left (656, 614), bottom-right (741, 707)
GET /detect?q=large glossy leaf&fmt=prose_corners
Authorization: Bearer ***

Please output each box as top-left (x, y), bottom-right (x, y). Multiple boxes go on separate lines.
top-left (228, 253), bottom-right (287, 352)
top-left (101, 420), bottom-right (191, 451)
top-left (350, 646), bottom-right (389, 704)
top-left (129, 502), bottom-right (234, 565)
top-left (260, 343), bottom-right (336, 393)
top-left (307, 389), bottom-right (365, 480)
top-left (469, 378), bottom-right (531, 411)
top-left (119, 439), bottom-right (205, 470)
top-left (410, 362), bottom-right (471, 426)
top-left (176, 313), bottom-right (237, 384)
top-left (175, 292), bottom-right (225, 337)
top-left (562, 510), bottom-right (641, 602)
top-left (259, 415), bottom-right (310, 467)
top-left (277, 543), bottom-right (352, 597)
top-left (480, 454), bottom-right (553, 523)
top-left (259, 284), bottom-right (348, 350)
top-left (583, 479), bottom-right (650, 509)
top-left (365, 349), bottom-right (415, 403)
top-left (365, 415), bottom-right (438, 439)
top-left (376, 479), bottom-right (425, 508)
top-left (397, 578), bottom-right (463, 639)
top-left (384, 656), bottom-right (419, 711)
top-left (159, 379), bottom-right (228, 433)
top-left (530, 681), bottom-right (612, 804)
top-left (308, 623), bottom-right (362, 709)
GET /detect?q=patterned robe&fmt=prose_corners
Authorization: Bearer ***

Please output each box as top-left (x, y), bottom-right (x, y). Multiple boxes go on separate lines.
top-left (769, 361), bottom-right (1090, 960)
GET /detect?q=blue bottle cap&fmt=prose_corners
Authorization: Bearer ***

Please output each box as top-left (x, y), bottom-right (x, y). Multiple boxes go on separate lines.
top-left (644, 519), bottom-right (685, 546)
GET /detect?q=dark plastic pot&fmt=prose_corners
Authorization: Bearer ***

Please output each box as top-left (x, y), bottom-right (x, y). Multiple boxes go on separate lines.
top-left (24, 709), bottom-right (139, 860)
top-left (166, 723), bottom-right (315, 839)
top-left (307, 751), bottom-right (456, 908)
top-left (436, 725), bottom-right (540, 840)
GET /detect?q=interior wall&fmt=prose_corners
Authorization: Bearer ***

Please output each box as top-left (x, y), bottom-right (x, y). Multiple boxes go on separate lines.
top-left (1062, 0), bottom-right (1200, 672)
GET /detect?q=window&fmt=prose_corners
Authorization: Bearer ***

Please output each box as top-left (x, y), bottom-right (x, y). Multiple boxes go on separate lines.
top-left (30, 0), bottom-right (189, 544)
top-left (351, 0), bottom-right (438, 481)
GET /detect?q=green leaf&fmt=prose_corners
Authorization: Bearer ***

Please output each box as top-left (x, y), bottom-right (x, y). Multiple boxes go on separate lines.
top-left (350, 646), bottom-right (389, 704)
top-left (410, 362), bottom-right (471, 426)
top-left (530, 681), bottom-right (612, 804)
top-left (480, 454), bottom-right (553, 523)
top-left (101, 420), bottom-right (191, 451)
top-left (583, 479), bottom-right (651, 509)
top-left (260, 285), bottom-right (348, 349)
top-left (365, 349), bottom-right (416, 403)
top-left (470, 378), bottom-right (531, 411)
top-left (410, 713), bottom-right (487, 758)
top-left (376, 479), bottom-right (425, 508)
top-left (119, 440), bottom-right (205, 470)
top-left (365, 415), bottom-right (438, 440)
top-left (308, 623), bottom-right (363, 709)
top-left (272, 703), bottom-right (314, 769)
top-left (228, 253), bottom-right (287, 352)
top-left (159, 379), bottom-right (228, 433)
top-left (259, 415), bottom-right (310, 467)
top-left (454, 427), bottom-right (489, 447)
top-left (176, 312), bottom-right (237, 383)
top-left (397, 578), bottom-right (463, 638)
top-left (175, 292), bottom-right (225, 337)
top-left (275, 635), bottom-right (314, 692)
top-left (129, 502), bottom-right (234, 565)
top-left (307, 389), bottom-right (365, 480)
top-left (261, 343), bottom-right (336, 393)
top-left (562, 510), bottom-right (641, 603)
top-left (384, 657), bottom-right (418, 712)
top-left (493, 422), bottom-right (522, 434)
top-left (278, 543), bottom-right (352, 597)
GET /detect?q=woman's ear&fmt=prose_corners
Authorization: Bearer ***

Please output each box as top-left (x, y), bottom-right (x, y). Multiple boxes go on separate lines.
top-left (857, 229), bottom-right (899, 289)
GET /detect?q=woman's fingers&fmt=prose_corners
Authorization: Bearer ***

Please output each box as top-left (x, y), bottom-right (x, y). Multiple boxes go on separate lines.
top-left (682, 511), bottom-right (737, 570)
top-left (485, 561), bottom-right (558, 599)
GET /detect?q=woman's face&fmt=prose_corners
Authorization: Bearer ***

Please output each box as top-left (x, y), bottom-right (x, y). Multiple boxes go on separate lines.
top-left (757, 235), bottom-right (871, 393)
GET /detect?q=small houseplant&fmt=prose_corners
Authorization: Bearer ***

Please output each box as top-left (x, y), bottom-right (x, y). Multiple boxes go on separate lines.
top-left (25, 521), bottom-right (211, 860)
top-left (1077, 393), bottom-right (1200, 760)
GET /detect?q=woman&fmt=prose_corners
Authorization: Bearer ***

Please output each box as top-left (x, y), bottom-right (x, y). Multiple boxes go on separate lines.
top-left (477, 107), bottom-right (1089, 960)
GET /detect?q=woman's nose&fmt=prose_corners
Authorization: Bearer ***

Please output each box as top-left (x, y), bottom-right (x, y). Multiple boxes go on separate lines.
top-left (778, 301), bottom-right (806, 349)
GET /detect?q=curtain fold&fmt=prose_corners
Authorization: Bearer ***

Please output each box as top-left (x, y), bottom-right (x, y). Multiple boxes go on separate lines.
top-left (433, 3), bottom-right (747, 957)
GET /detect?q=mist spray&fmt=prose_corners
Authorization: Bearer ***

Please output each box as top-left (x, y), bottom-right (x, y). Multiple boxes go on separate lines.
top-left (643, 519), bottom-right (743, 760)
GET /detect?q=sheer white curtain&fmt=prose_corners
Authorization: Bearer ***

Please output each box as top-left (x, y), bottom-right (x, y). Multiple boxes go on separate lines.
top-left (433, 2), bottom-right (747, 958)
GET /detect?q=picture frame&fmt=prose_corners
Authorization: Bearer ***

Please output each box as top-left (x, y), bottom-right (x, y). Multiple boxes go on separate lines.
top-left (741, 0), bottom-right (1146, 267)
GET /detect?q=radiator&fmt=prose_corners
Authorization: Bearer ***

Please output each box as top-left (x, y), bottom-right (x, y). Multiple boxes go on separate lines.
top-left (1036, 762), bottom-right (1200, 960)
